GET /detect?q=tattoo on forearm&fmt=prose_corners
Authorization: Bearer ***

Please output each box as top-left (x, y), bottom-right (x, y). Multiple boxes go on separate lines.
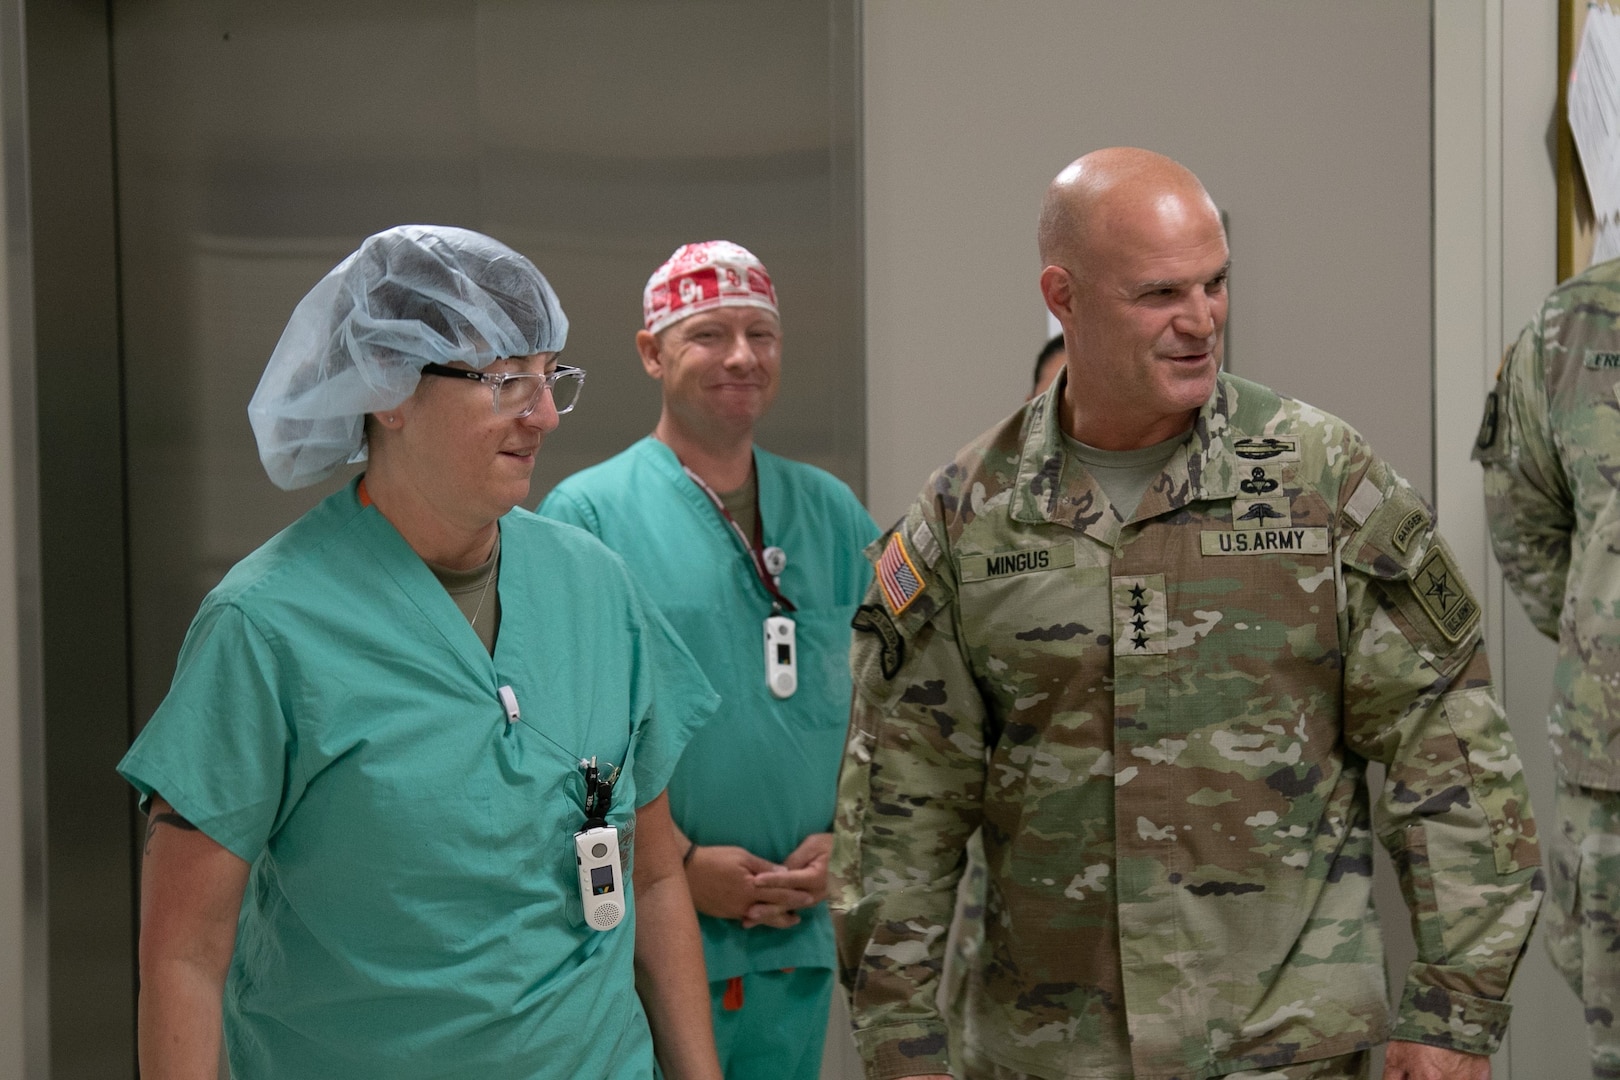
top-left (144, 811), bottom-right (198, 854)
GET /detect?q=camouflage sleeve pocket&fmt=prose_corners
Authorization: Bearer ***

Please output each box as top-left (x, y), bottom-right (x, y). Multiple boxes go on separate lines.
top-left (1390, 824), bottom-right (1445, 958)
top-left (1441, 687), bottom-right (1538, 876)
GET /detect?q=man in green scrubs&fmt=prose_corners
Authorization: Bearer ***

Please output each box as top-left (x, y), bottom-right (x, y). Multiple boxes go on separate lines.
top-left (119, 226), bottom-right (723, 1079)
top-left (542, 241), bottom-right (878, 1080)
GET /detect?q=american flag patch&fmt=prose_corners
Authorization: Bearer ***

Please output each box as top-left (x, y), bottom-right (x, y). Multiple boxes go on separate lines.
top-left (877, 531), bottom-right (926, 615)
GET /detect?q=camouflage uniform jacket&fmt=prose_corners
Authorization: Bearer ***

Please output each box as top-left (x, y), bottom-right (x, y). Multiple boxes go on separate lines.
top-left (833, 373), bottom-right (1543, 1080)
top-left (1476, 257), bottom-right (1620, 790)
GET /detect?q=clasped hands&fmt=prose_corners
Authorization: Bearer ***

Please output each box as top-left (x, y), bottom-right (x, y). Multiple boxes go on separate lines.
top-left (684, 832), bottom-right (831, 929)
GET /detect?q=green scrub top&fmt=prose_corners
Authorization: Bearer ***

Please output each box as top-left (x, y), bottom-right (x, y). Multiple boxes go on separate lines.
top-left (541, 438), bottom-right (877, 979)
top-left (118, 479), bottom-right (718, 1080)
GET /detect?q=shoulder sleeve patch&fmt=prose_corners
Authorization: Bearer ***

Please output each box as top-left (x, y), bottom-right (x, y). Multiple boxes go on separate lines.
top-left (863, 503), bottom-right (956, 632)
top-left (1472, 334), bottom-right (1529, 466)
top-left (876, 531), bottom-right (927, 615)
top-left (1342, 462), bottom-right (1429, 580)
top-left (851, 604), bottom-right (904, 680)
top-left (1342, 460), bottom-right (1483, 661)
top-left (1409, 542), bottom-right (1481, 644)
top-left (1474, 388), bottom-right (1501, 454)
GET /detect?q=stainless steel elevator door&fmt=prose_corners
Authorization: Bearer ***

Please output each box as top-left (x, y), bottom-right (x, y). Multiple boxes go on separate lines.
top-left (112, 0), bottom-right (862, 730)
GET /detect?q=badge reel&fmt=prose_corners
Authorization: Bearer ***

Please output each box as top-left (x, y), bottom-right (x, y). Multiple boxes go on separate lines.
top-left (759, 546), bottom-right (797, 700)
top-left (575, 757), bottom-right (624, 932)
top-left (764, 614), bottom-right (797, 699)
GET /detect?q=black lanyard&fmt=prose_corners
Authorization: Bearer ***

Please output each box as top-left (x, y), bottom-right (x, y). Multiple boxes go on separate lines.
top-left (680, 463), bottom-right (796, 614)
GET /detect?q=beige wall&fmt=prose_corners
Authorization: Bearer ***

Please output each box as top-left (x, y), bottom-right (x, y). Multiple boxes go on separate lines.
top-left (864, 0), bottom-right (1433, 525)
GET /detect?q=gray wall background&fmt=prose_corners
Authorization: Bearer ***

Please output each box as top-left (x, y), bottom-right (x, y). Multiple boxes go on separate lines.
top-left (863, 0), bottom-right (1435, 526)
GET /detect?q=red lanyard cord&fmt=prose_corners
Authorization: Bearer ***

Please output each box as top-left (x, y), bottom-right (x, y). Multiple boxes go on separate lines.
top-left (680, 464), bottom-right (796, 614)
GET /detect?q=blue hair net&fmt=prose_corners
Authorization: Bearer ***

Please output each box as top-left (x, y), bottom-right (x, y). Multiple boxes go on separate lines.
top-left (248, 224), bottom-right (569, 490)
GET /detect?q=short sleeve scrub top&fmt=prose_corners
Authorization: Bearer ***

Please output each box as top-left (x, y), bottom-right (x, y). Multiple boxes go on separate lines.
top-left (118, 479), bottom-right (719, 1080)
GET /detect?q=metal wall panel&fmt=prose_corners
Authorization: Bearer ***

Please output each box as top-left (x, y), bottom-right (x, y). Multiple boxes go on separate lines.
top-left (3, 0), bottom-right (52, 1073)
top-left (24, 0), bottom-right (137, 1075)
top-left (110, 0), bottom-right (865, 730)
top-left (19, 4), bottom-right (868, 1075)
top-left (20, 2), bottom-right (862, 1074)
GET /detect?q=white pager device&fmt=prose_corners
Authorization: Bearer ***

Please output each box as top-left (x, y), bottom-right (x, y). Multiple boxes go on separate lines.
top-left (764, 615), bottom-right (797, 699)
top-left (575, 825), bottom-right (624, 931)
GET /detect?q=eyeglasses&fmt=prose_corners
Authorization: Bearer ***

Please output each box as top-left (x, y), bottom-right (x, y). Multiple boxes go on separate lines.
top-left (419, 362), bottom-right (586, 418)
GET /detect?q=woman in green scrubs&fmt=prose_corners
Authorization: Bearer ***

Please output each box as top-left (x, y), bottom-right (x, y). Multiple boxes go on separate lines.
top-left (118, 226), bottom-right (723, 1080)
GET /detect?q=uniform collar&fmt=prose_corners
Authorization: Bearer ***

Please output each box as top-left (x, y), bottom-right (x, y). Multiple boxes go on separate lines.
top-left (1009, 371), bottom-right (1241, 540)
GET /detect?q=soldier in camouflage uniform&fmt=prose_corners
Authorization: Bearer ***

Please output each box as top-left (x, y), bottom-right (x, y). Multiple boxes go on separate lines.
top-left (1475, 256), bottom-right (1620, 1079)
top-left (832, 149), bottom-right (1544, 1080)
top-left (940, 336), bottom-right (1072, 1052)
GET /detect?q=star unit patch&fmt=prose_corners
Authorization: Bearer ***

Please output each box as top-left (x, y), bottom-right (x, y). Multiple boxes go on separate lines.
top-left (1411, 545), bottom-right (1480, 642)
top-left (876, 530), bottom-right (926, 616)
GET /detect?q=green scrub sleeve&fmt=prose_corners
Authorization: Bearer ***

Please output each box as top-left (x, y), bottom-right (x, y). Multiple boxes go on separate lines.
top-left (117, 601), bottom-right (295, 863)
top-left (625, 571), bottom-right (720, 805)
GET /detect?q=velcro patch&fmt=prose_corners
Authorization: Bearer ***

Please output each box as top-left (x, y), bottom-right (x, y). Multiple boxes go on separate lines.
top-left (959, 543), bottom-right (1076, 582)
top-left (1411, 545), bottom-right (1480, 642)
top-left (1201, 528), bottom-right (1330, 556)
top-left (909, 519), bottom-right (942, 569)
top-left (1586, 350), bottom-right (1620, 369)
top-left (1232, 436), bottom-right (1300, 463)
top-left (1343, 476), bottom-right (1385, 526)
top-left (851, 604), bottom-right (905, 680)
top-left (876, 531), bottom-right (926, 615)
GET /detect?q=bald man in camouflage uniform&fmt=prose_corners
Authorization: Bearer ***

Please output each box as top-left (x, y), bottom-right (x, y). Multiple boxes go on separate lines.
top-left (832, 149), bottom-right (1543, 1080)
top-left (1475, 257), bottom-right (1620, 1079)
